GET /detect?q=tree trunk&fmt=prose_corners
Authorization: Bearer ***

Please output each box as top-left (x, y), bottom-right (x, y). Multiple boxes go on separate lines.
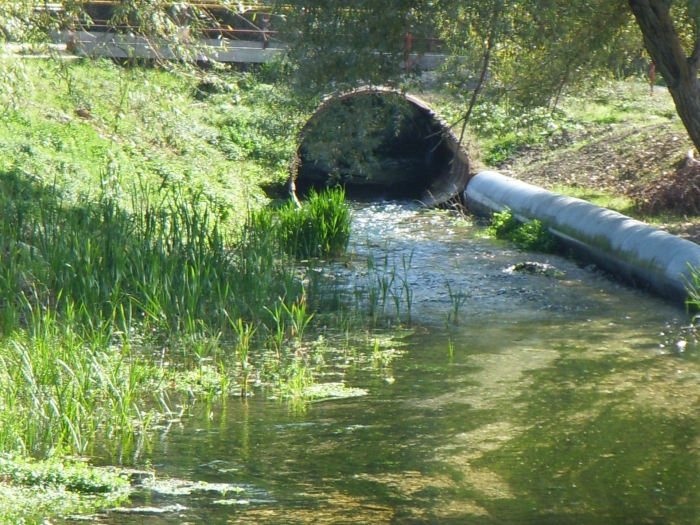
top-left (629, 0), bottom-right (700, 154)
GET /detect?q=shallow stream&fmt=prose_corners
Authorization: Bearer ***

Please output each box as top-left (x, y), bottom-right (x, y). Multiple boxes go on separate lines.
top-left (86, 203), bottom-right (700, 524)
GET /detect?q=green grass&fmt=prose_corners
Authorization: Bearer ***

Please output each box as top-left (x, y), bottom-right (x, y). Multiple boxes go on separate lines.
top-left (0, 312), bottom-right (158, 457)
top-left (0, 57), bottom-right (391, 523)
top-left (0, 57), bottom-right (314, 219)
top-left (428, 79), bottom-right (684, 169)
top-left (566, 80), bottom-right (682, 126)
top-left (550, 186), bottom-right (637, 216)
top-left (249, 188), bottom-right (352, 260)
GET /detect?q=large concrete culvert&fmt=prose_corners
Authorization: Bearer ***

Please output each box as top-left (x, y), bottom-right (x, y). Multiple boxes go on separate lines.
top-left (290, 88), bottom-right (471, 206)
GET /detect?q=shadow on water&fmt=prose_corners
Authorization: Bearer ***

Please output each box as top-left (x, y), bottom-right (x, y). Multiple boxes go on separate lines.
top-left (88, 202), bottom-right (700, 525)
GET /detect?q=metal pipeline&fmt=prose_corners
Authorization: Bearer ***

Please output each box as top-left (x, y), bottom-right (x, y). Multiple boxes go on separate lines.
top-left (465, 170), bottom-right (700, 302)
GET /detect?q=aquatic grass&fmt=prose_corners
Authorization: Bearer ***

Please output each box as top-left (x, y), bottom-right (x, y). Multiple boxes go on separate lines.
top-left (279, 358), bottom-right (315, 398)
top-left (391, 286), bottom-right (405, 321)
top-left (346, 252), bottom-right (419, 327)
top-left (231, 317), bottom-right (256, 396)
top-left (0, 172), bottom-right (305, 336)
top-left (281, 297), bottom-right (314, 345)
top-left (400, 252), bottom-right (414, 325)
top-left (0, 172), bottom-right (354, 458)
top-left (264, 302), bottom-right (287, 360)
top-left (445, 281), bottom-right (470, 325)
top-left (685, 268), bottom-right (700, 314)
top-left (0, 306), bottom-right (159, 457)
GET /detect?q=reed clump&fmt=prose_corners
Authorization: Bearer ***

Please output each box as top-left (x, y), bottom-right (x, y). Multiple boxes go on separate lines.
top-left (0, 170), bottom-right (354, 459)
top-left (248, 188), bottom-right (352, 259)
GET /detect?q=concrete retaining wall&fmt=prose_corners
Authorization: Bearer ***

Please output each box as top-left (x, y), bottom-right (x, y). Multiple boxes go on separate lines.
top-left (465, 170), bottom-right (700, 302)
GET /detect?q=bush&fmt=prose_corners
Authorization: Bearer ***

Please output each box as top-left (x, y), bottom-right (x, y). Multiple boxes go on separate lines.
top-left (487, 209), bottom-right (559, 253)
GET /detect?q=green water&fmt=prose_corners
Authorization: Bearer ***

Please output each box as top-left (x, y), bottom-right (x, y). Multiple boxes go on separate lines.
top-left (89, 203), bottom-right (700, 524)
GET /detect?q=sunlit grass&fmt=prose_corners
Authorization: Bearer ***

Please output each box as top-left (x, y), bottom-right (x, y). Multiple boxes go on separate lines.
top-left (248, 188), bottom-right (352, 260)
top-left (0, 58), bottom-right (313, 223)
top-left (0, 170), bottom-right (366, 460)
top-left (550, 186), bottom-right (637, 215)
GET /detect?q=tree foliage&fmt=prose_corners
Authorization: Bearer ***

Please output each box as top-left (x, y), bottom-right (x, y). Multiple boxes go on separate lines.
top-left (1, 1), bottom-right (700, 151)
top-left (278, 0), bottom-right (700, 152)
top-left (278, 0), bottom-right (639, 103)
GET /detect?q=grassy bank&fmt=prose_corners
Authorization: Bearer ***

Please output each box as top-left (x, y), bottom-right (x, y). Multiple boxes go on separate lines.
top-left (431, 80), bottom-right (700, 240)
top-left (0, 57), bottom-right (409, 523)
top-left (0, 58), bottom-right (308, 217)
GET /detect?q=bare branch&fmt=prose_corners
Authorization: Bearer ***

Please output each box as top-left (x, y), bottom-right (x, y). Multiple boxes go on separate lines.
top-left (458, 0), bottom-right (502, 145)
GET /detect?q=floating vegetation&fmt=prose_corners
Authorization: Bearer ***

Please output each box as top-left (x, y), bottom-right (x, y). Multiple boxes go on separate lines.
top-left (142, 478), bottom-right (246, 497)
top-left (0, 455), bottom-right (130, 523)
top-left (0, 455), bottom-right (129, 495)
top-left (301, 382), bottom-right (368, 401)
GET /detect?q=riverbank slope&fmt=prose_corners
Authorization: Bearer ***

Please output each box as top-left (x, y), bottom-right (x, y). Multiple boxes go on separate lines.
top-left (462, 81), bottom-right (700, 243)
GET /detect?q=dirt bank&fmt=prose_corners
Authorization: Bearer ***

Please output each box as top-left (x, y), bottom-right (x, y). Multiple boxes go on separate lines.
top-left (478, 83), bottom-right (700, 244)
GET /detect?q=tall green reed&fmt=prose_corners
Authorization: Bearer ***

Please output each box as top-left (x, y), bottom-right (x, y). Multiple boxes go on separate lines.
top-left (0, 303), bottom-right (157, 457)
top-left (0, 172), bottom-right (354, 457)
top-left (247, 187), bottom-right (351, 260)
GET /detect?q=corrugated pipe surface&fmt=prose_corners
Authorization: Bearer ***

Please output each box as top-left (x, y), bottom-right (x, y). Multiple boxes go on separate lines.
top-left (291, 87), bottom-right (471, 206)
top-left (465, 171), bottom-right (700, 302)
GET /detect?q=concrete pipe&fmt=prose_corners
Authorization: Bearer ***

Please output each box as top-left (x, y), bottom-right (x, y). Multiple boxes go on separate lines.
top-left (465, 170), bottom-right (700, 302)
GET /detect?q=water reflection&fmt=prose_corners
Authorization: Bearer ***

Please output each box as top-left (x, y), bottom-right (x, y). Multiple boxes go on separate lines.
top-left (89, 203), bottom-right (700, 525)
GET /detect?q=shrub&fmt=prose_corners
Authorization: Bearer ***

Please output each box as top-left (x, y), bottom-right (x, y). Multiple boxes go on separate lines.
top-left (487, 209), bottom-right (559, 253)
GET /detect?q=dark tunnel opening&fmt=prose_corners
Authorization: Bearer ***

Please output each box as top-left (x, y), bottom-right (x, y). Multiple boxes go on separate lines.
top-left (291, 89), bottom-right (471, 206)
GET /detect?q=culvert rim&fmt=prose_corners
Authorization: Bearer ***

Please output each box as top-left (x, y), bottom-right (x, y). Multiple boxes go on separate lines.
top-left (289, 86), bottom-right (472, 207)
